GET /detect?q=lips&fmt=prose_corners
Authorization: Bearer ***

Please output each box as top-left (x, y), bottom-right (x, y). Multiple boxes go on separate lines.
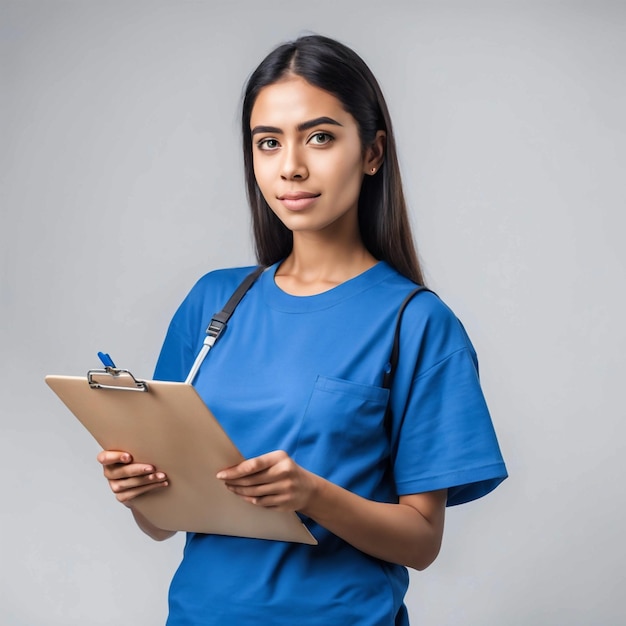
top-left (277, 191), bottom-right (321, 211)
top-left (278, 192), bottom-right (320, 200)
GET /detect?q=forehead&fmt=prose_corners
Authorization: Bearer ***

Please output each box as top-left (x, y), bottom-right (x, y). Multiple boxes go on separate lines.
top-left (250, 76), bottom-right (351, 127)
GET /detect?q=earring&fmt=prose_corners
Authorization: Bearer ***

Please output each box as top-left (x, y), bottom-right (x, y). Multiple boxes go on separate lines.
top-left (371, 167), bottom-right (376, 174)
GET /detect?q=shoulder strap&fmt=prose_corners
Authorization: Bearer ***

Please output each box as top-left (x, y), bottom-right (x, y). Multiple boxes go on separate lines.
top-left (205, 265), bottom-right (265, 344)
top-left (382, 285), bottom-right (432, 432)
top-left (185, 266), bottom-right (264, 384)
top-left (382, 286), bottom-right (430, 391)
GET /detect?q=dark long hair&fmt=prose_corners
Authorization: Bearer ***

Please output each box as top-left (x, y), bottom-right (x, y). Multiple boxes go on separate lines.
top-left (242, 34), bottom-right (425, 285)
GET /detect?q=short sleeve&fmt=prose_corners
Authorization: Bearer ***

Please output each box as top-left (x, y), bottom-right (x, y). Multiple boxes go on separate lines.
top-left (153, 317), bottom-right (195, 382)
top-left (153, 282), bottom-right (204, 382)
top-left (152, 266), bottom-right (258, 383)
top-left (392, 301), bottom-right (507, 506)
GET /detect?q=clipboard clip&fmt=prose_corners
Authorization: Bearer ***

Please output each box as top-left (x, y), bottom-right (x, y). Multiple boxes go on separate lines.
top-left (87, 367), bottom-right (149, 392)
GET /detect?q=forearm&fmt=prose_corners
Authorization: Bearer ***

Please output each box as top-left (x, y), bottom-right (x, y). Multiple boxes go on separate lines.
top-left (301, 476), bottom-right (446, 570)
top-left (218, 450), bottom-right (446, 569)
top-left (130, 508), bottom-right (177, 542)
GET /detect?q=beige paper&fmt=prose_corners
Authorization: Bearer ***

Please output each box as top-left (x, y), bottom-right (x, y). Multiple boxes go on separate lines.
top-left (45, 373), bottom-right (317, 545)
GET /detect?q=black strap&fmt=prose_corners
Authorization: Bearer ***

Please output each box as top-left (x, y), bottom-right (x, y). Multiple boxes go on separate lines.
top-left (205, 266), bottom-right (265, 345)
top-left (382, 286), bottom-right (432, 431)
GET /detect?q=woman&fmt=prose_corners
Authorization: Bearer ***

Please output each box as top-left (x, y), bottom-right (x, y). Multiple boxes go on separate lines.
top-left (98, 35), bottom-right (507, 625)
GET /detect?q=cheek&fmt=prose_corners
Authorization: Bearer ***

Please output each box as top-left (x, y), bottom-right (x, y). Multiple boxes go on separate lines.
top-left (252, 158), bottom-right (282, 212)
top-left (319, 155), bottom-right (364, 198)
top-left (252, 156), bottom-right (272, 193)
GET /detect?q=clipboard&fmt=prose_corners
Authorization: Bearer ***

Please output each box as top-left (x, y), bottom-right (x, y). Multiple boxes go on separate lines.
top-left (45, 368), bottom-right (317, 545)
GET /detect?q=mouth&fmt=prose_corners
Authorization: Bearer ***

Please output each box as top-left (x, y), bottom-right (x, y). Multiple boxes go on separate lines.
top-left (277, 192), bottom-right (321, 211)
top-left (277, 192), bottom-right (320, 200)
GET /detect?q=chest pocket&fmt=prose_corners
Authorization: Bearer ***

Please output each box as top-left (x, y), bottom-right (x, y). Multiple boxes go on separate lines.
top-left (293, 375), bottom-right (390, 491)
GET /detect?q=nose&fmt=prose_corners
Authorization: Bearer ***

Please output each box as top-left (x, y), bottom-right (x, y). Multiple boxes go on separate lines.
top-left (280, 145), bottom-right (308, 181)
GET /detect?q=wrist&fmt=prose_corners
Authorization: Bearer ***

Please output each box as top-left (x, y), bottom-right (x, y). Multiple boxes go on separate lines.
top-left (299, 471), bottom-right (330, 519)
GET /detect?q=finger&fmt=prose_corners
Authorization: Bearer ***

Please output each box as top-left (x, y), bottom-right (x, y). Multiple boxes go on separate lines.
top-left (115, 479), bottom-right (169, 506)
top-left (97, 450), bottom-right (133, 466)
top-left (222, 457), bottom-right (293, 487)
top-left (216, 459), bottom-right (268, 481)
top-left (216, 450), bottom-right (287, 481)
top-left (222, 468), bottom-right (274, 487)
top-left (225, 478), bottom-right (290, 498)
top-left (111, 472), bottom-right (168, 494)
top-left (103, 462), bottom-right (156, 481)
top-left (236, 491), bottom-right (292, 510)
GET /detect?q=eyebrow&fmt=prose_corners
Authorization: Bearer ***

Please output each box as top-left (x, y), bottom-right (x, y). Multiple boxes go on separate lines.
top-left (251, 116), bottom-right (343, 136)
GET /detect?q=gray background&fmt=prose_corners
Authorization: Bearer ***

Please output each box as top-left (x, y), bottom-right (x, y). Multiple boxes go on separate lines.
top-left (2, 1), bottom-right (625, 624)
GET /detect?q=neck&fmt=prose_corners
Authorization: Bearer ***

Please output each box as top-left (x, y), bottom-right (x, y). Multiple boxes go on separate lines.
top-left (275, 230), bottom-right (378, 296)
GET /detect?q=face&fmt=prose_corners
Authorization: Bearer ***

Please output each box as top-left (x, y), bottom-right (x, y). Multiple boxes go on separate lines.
top-left (250, 76), bottom-right (375, 238)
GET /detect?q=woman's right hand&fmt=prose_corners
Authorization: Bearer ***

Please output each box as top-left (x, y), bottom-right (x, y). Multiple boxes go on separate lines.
top-left (96, 450), bottom-right (169, 507)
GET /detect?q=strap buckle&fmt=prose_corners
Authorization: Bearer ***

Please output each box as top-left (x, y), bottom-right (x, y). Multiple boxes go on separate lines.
top-left (206, 318), bottom-right (226, 340)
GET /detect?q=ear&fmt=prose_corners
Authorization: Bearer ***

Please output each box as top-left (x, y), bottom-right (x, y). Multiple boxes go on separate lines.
top-left (363, 130), bottom-right (386, 176)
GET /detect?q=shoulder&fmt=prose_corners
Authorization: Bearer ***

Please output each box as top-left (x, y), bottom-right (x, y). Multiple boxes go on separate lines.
top-left (169, 265), bottom-right (262, 331)
top-left (378, 266), bottom-right (469, 347)
top-left (189, 265), bottom-right (261, 299)
top-left (178, 265), bottom-right (261, 312)
top-left (406, 290), bottom-right (472, 348)
top-left (389, 281), bottom-right (478, 376)
top-left (366, 264), bottom-right (475, 369)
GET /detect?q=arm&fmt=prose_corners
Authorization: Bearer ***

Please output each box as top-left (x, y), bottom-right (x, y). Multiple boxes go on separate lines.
top-left (130, 508), bottom-right (177, 542)
top-left (217, 451), bottom-right (446, 570)
top-left (97, 450), bottom-right (176, 542)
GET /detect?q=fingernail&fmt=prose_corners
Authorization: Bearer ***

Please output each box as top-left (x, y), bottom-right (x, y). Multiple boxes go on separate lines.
top-left (156, 473), bottom-right (165, 480)
top-left (144, 466), bottom-right (153, 472)
top-left (216, 471), bottom-right (225, 480)
top-left (121, 454), bottom-right (130, 462)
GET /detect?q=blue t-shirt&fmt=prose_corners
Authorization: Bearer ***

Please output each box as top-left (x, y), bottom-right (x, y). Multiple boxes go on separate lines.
top-left (154, 261), bottom-right (507, 625)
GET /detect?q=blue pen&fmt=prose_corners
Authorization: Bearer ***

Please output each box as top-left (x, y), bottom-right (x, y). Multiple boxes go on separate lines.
top-left (97, 352), bottom-right (117, 368)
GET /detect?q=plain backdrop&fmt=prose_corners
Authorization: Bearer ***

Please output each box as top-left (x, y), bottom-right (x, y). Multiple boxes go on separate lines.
top-left (2, 1), bottom-right (625, 624)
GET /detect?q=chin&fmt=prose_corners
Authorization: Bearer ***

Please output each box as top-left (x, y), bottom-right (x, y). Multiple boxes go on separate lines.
top-left (272, 210), bottom-right (356, 236)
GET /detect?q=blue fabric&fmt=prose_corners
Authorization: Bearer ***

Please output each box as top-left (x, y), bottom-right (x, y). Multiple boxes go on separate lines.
top-left (154, 261), bottom-right (507, 625)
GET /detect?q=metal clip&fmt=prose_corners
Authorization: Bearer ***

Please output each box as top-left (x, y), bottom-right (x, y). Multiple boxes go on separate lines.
top-left (87, 368), bottom-right (149, 392)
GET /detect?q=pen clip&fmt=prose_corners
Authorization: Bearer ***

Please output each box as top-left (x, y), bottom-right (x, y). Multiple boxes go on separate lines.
top-left (97, 351), bottom-right (117, 369)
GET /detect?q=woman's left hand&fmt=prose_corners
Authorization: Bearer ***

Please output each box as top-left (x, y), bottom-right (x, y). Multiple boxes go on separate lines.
top-left (216, 450), bottom-right (318, 512)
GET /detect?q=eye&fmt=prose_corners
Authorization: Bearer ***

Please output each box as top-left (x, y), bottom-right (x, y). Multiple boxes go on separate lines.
top-left (309, 132), bottom-right (333, 146)
top-left (257, 138), bottom-right (280, 151)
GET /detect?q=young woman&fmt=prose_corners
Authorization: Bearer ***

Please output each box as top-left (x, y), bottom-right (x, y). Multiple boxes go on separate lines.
top-left (97, 35), bottom-right (507, 625)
